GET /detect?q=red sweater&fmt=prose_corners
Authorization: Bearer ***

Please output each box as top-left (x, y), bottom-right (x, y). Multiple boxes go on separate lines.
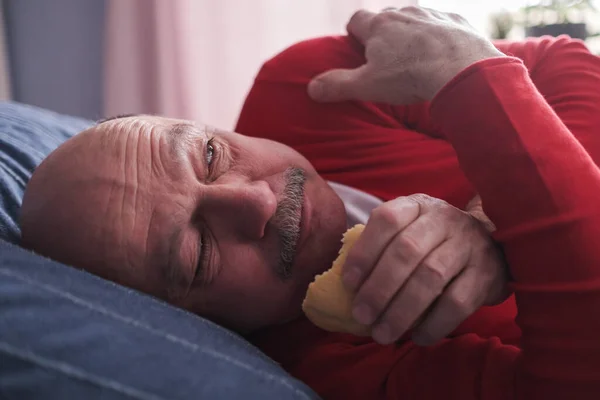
top-left (236, 35), bottom-right (600, 399)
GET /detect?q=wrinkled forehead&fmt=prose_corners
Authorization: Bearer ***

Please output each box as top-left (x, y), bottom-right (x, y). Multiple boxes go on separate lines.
top-left (96, 115), bottom-right (186, 137)
top-left (74, 116), bottom-right (204, 294)
top-left (97, 114), bottom-right (210, 135)
top-left (95, 115), bottom-right (213, 157)
top-left (86, 114), bottom-right (212, 204)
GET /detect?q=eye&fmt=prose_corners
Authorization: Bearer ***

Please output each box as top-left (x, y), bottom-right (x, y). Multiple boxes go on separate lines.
top-left (195, 231), bottom-right (212, 282)
top-left (206, 138), bottom-right (215, 167)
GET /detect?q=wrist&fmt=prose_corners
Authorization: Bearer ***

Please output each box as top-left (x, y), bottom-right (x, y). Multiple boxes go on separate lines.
top-left (427, 49), bottom-right (507, 100)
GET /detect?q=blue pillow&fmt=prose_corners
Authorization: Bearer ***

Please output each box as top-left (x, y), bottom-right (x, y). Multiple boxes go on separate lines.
top-left (0, 239), bottom-right (318, 399)
top-left (0, 101), bottom-right (91, 243)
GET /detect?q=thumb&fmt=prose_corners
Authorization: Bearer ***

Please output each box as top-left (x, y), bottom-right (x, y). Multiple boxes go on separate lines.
top-left (308, 66), bottom-right (370, 102)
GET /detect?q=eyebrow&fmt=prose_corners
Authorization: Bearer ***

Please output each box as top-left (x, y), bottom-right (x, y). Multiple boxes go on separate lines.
top-left (167, 123), bottom-right (208, 158)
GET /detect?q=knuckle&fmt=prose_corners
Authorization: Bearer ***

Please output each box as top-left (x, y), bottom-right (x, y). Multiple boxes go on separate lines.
top-left (400, 6), bottom-right (425, 15)
top-left (351, 9), bottom-right (372, 24)
top-left (396, 233), bottom-right (424, 259)
top-left (409, 193), bottom-right (450, 213)
top-left (442, 208), bottom-right (472, 232)
top-left (439, 204), bottom-right (461, 221)
top-left (359, 289), bottom-right (390, 314)
top-left (430, 197), bottom-right (454, 213)
top-left (447, 292), bottom-right (477, 318)
top-left (371, 205), bottom-right (402, 228)
top-left (426, 202), bottom-right (466, 229)
top-left (345, 248), bottom-right (372, 274)
top-left (371, 12), bottom-right (395, 30)
top-left (449, 12), bottom-right (467, 23)
top-left (385, 240), bottom-right (416, 269)
top-left (408, 193), bottom-right (434, 203)
top-left (418, 257), bottom-right (449, 289)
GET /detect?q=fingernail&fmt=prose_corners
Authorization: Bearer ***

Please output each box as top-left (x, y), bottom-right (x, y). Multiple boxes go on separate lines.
top-left (372, 323), bottom-right (393, 345)
top-left (308, 80), bottom-right (324, 100)
top-left (342, 267), bottom-right (361, 289)
top-left (353, 303), bottom-right (374, 325)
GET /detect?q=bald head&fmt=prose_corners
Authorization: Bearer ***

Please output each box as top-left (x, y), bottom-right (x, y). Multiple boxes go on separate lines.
top-left (20, 118), bottom-right (168, 297)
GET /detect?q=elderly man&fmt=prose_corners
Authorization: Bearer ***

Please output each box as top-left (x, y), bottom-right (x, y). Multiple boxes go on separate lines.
top-left (20, 6), bottom-right (600, 400)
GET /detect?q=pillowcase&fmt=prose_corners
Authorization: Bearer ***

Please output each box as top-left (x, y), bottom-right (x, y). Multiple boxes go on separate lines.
top-left (0, 238), bottom-right (318, 399)
top-left (0, 101), bottom-right (91, 243)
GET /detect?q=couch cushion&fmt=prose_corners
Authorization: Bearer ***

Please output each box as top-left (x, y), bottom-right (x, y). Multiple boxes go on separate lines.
top-left (0, 101), bottom-right (91, 243)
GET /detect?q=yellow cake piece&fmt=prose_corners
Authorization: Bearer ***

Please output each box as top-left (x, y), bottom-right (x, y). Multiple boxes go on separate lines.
top-left (302, 224), bottom-right (370, 336)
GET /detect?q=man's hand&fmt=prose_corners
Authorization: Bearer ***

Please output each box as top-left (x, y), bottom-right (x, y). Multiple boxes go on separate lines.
top-left (343, 194), bottom-right (509, 345)
top-left (308, 7), bottom-right (505, 104)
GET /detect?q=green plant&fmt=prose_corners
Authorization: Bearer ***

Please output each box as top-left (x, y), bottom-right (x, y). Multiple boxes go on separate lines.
top-left (523, 0), bottom-right (597, 25)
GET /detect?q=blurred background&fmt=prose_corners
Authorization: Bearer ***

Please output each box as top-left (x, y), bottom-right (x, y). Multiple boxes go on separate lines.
top-left (0, 0), bottom-right (598, 130)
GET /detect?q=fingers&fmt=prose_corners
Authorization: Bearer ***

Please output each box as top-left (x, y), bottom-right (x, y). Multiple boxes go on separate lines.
top-left (400, 5), bottom-right (430, 18)
top-left (371, 237), bottom-right (469, 344)
top-left (410, 230), bottom-right (508, 345)
top-left (342, 193), bottom-right (507, 347)
top-left (308, 65), bottom-right (384, 103)
top-left (346, 9), bottom-right (376, 43)
top-left (403, 6), bottom-right (464, 23)
top-left (352, 210), bottom-right (449, 327)
top-left (381, 6), bottom-right (444, 20)
top-left (342, 197), bottom-right (421, 292)
top-left (411, 261), bottom-right (490, 346)
top-left (308, 63), bottom-right (416, 104)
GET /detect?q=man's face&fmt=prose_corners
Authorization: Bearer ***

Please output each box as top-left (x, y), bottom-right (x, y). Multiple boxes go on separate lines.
top-left (21, 116), bottom-right (347, 332)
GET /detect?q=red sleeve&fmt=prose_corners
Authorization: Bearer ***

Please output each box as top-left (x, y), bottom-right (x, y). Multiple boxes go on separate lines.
top-left (493, 36), bottom-right (600, 164)
top-left (429, 47), bottom-right (600, 398)
top-left (243, 36), bottom-right (600, 400)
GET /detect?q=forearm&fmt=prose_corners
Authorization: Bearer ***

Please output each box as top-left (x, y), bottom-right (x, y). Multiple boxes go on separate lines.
top-left (431, 56), bottom-right (600, 397)
top-left (432, 57), bottom-right (600, 275)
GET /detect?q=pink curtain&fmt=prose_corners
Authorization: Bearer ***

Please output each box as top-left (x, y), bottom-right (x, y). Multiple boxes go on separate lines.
top-left (104, 0), bottom-right (416, 130)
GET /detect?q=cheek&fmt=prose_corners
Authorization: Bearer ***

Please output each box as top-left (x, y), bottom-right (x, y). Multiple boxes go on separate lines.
top-left (200, 244), bottom-right (299, 328)
top-left (275, 144), bottom-right (317, 174)
top-left (240, 136), bottom-right (317, 177)
top-left (220, 246), bottom-right (275, 287)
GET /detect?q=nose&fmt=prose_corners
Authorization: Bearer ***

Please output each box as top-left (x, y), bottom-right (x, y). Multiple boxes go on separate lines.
top-left (201, 179), bottom-right (277, 240)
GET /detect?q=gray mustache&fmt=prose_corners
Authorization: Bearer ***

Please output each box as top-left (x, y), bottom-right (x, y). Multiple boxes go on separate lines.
top-left (274, 167), bottom-right (306, 280)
